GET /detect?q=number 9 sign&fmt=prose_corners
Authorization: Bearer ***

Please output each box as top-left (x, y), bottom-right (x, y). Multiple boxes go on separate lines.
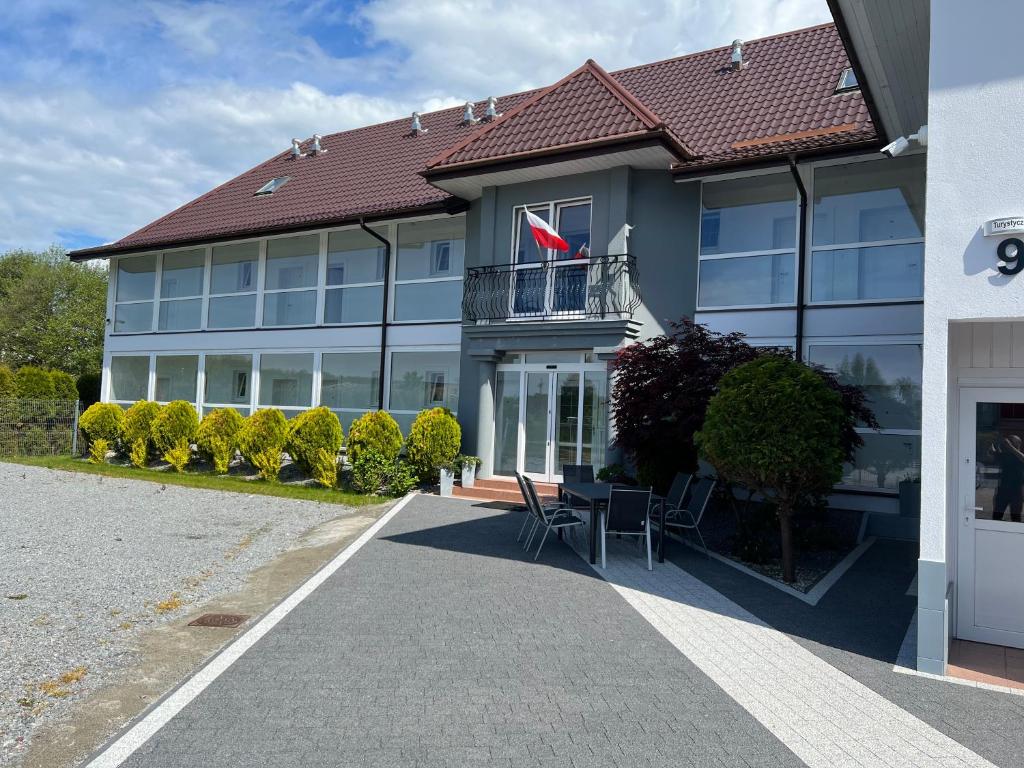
top-left (998, 238), bottom-right (1024, 275)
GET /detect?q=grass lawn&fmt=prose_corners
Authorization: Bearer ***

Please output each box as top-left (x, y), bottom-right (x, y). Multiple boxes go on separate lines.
top-left (1, 454), bottom-right (385, 507)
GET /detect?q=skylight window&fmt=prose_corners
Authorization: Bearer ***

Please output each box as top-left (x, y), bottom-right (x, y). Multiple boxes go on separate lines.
top-left (835, 67), bottom-right (859, 93)
top-left (255, 176), bottom-right (290, 196)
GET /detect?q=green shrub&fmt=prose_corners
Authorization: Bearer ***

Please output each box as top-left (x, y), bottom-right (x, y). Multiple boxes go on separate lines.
top-left (0, 364), bottom-right (15, 399)
top-left (405, 407), bottom-right (461, 482)
top-left (88, 438), bottom-right (111, 464)
top-left (237, 409), bottom-right (289, 482)
top-left (120, 400), bottom-right (161, 468)
top-left (76, 372), bottom-right (101, 407)
top-left (347, 410), bottom-right (402, 465)
top-left (310, 448), bottom-right (339, 489)
top-left (196, 408), bottom-right (245, 474)
top-left (15, 366), bottom-right (55, 400)
top-left (21, 426), bottom-right (50, 455)
top-left (390, 460), bottom-right (418, 496)
top-left (49, 370), bottom-right (78, 401)
top-left (151, 400), bottom-right (199, 473)
top-left (80, 402), bottom-right (124, 445)
top-left (350, 448), bottom-right (418, 496)
top-left (285, 407), bottom-right (343, 477)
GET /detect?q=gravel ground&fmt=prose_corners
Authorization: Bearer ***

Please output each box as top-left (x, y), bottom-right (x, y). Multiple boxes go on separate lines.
top-left (0, 462), bottom-right (356, 765)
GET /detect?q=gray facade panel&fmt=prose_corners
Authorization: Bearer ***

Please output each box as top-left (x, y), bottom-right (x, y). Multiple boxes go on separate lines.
top-left (695, 308), bottom-right (797, 341)
top-left (804, 303), bottom-right (924, 338)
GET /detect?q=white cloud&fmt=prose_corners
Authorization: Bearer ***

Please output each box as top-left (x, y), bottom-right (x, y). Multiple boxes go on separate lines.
top-left (0, 0), bottom-right (831, 252)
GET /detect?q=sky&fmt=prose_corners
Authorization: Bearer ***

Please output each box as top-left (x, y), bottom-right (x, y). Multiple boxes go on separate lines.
top-left (0, 0), bottom-right (832, 253)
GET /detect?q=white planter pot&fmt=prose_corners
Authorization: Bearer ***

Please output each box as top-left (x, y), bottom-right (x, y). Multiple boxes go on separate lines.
top-left (461, 462), bottom-right (476, 488)
top-left (439, 468), bottom-right (455, 497)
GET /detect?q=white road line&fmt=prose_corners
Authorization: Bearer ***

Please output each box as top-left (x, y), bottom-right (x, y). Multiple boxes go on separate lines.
top-left (85, 491), bottom-right (418, 768)
top-left (588, 540), bottom-right (995, 768)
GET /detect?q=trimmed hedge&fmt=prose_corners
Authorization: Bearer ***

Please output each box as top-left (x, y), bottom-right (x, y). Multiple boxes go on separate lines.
top-left (347, 410), bottom-right (402, 465)
top-left (50, 370), bottom-right (78, 401)
top-left (151, 400), bottom-right (199, 472)
top-left (406, 407), bottom-right (461, 483)
top-left (121, 400), bottom-right (162, 468)
top-left (80, 402), bottom-right (124, 446)
top-left (15, 366), bottom-right (55, 400)
top-left (285, 407), bottom-right (343, 482)
top-left (237, 409), bottom-right (289, 482)
top-left (197, 408), bottom-right (245, 474)
top-left (0, 364), bottom-right (15, 399)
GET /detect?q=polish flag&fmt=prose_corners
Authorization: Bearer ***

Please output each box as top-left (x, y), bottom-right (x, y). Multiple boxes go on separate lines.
top-left (524, 209), bottom-right (569, 252)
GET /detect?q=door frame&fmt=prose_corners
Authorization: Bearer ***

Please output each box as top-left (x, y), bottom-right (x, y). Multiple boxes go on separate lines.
top-left (956, 386), bottom-right (1024, 647)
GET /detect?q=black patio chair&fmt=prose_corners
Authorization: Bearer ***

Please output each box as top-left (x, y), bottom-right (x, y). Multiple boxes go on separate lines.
top-left (601, 487), bottom-right (653, 570)
top-left (522, 475), bottom-right (585, 561)
top-left (561, 464), bottom-right (595, 509)
top-left (660, 476), bottom-right (716, 556)
top-left (658, 472), bottom-right (692, 514)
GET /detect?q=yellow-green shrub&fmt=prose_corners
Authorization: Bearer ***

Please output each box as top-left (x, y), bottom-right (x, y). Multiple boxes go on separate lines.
top-left (88, 438), bottom-right (110, 464)
top-left (80, 402), bottom-right (124, 446)
top-left (406, 407), bottom-right (461, 482)
top-left (347, 410), bottom-right (402, 465)
top-left (237, 409), bottom-right (289, 482)
top-left (151, 400), bottom-right (199, 473)
top-left (285, 407), bottom-right (343, 483)
top-left (120, 400), bottom-right (161, 468)
top-left (196, 408), bottom-right (245, 473)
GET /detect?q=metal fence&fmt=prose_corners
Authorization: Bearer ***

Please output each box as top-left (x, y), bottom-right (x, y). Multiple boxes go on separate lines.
top-left (0, 400), bottom-right (80, 456)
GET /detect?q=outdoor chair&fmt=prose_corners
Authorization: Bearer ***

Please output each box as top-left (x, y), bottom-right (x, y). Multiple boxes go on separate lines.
top-left (562, 464), bottom-right (596, 508)
top-left (659, 476), bottom-right (716, 556)
top-left (601, 487), bottom-right (654, 570)
top-left (514, 472), bottom-right (535, 542)
top-left (522, 475), bottom-right (585, 561)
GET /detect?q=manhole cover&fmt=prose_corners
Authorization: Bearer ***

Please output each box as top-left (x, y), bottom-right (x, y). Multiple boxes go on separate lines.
top-left (187, 613), bottom-right (249, 628)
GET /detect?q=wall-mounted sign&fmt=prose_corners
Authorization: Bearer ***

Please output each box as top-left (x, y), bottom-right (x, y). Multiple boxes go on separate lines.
top-left (997, 238), bottom-right (1024, 275)
top-left (984, 217), bottom-right (1024, 236)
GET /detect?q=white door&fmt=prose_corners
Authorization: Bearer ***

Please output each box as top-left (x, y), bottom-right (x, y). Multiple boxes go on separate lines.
top-left (957, 388), bottom-right (1024, 648)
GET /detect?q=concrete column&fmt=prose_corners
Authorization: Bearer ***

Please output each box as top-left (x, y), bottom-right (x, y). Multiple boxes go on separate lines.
top-left (475, 358), bottom-right (497, 479)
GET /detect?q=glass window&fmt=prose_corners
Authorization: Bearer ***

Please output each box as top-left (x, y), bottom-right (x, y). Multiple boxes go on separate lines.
top-left (811, 243), bottom-right (923, 302)
top-left (158, 298), bottom-right (202, 331)
top-left (494, 371), bottom-right (520, 475)
top-left (263, 291), bottom-right (316, 327)
top-left (154, 355), bottom-right (198, 402)
top-left (109, 356), bottom-right (149, 402)
top-left (321, 352), bottom-right (379, 428)
top-left (698, 253), bottom-right (795, 307)
top-left (208, 294), bottom-right (258, 329)
top-left (210, 242), bottom-right (258, 294)
top-left (812, 155), bottom-right (925, 247)
top-left (258, 353), bottom-right (313, 408)
top-left (115, 255), bottom-right (157, 302)
top-left (974, 403), bottom-right (1024, 523)
top-left (114, 302), bottom-right (154, 333)
top-left (842, 433), bottom-right (921, 491)
top-left (324, 229), bottom-right (385, 324)
top-left (394, 219), bottom-right (464, 322)
top-left (513, 200), bottom-right (592, 264)
top-left (807, 344), bottom-right (922, 430)
top-left (582, 371), bottom-right (609, 470)
top-left (265, 235), bottom-right (318, 290)
top-left (160, 250), bottom-right (204, 298)
top-left (700, 174), bottom-right (796, 255)
top-left (388, 351), bottom-right (460, 414)
top-left (515, 206), bottom-right (550, 264)
top-left (204, 354), bottom-right (252, 407)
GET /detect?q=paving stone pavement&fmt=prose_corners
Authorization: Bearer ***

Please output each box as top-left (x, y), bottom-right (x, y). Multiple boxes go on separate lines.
top-left (109, 495), bottom-right (807, 768)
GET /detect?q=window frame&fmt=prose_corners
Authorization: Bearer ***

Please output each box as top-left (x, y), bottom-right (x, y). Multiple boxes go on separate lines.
top-left (207, 242), bottom-right (259, 330)
top-left (323, 228), bottom-right (387, 327)
top-left (391, 220), bottom-right (466, 324)
top-left (157, 249), bottom-right (206, 332)
top-left (384, 346), bottom-right (461, 429)
top-left (112, 255), bottom-right (159, 334)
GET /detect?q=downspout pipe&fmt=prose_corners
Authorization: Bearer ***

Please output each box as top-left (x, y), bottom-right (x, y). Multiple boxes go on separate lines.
top-left (788, 156), bottom-right (808, 362)
top-left (360, 218), bottom-right (391, 409)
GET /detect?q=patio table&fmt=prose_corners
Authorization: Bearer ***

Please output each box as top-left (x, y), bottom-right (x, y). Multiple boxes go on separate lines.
top-left (560, 483), bottom-right (665, 564)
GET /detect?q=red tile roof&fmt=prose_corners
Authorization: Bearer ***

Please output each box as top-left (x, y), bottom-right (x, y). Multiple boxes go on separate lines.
top-left (70, 22), bottom-right (874, 260)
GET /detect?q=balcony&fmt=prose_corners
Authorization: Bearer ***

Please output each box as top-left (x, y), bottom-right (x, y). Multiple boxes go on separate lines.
top-left (462, 254), bottom-right (641, 323)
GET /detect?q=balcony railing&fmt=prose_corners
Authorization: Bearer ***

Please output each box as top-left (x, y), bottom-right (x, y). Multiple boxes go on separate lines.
top-left (462, 254), bottom-right (641, 322)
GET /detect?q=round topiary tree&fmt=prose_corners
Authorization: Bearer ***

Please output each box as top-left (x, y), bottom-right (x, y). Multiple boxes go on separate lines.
top-left (285, 407), bottom-right (343, 487)
top-left (237, 408), bottom-right (289, 482)
top-left (347, 410), bottom-right (403, 465)
top-left (695, 356), bottom-right (845, 584)
top-left (151, 400), bottom-right (199, 473)
top-left (196, 407), bottom-right (245, 474)
top-left (406, 407), bottom-right (461, 483)
top-left (79, 402), bottom-right (124, 449)
top-left (120, 400), bottom-right (162, 468)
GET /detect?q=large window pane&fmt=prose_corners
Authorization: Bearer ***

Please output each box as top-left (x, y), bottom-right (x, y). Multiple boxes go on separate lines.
top-left (326, 229), bottom-right (385, 285)
top-left (556, 202), bottom-right (591, 258)
top-left (265, 235), bottom-right (318, 290)
top-left (258, 353), bottom-right (313, 408)
top-left (158, 298), bottom-right (201, 331)
top-left (494, 371), bottom-right (520, 475)
top-left (204, 354), bottom-right (252, 406)
top-left (581, 371), bottom-right (608, 470)
top-left (320, 352), bottom-right (379, 411)
top-left (115, 255), bottom-right (156, 302)
top-left (388, 351), bottom-right (460, 412)
top-left (160, 249), bottom-right (204, 298)
top-left (842, 433), bottom-right (921, 490)
top-left (210, 242), bottom-right (258, 294)
top-left (208, 294), bottom-right (257, 329)
top-left (700, 174), bottom-right (797, 255)
top-left (812, 154), bottom-right (925, 246)
top-left (393, 281), bottom-right (463, 321)
top-left (324, 286), bottom-right (383, 324)
top-left (109, 356), bottom-right (149, 402)
top-left (114, 302), bottom-right (153, 333)
top-left (515, 207), bottom-right (549, 264)
top-left (396, 219), bottom-right (465, 280)
top-left (811, 243), bottom-right (923, 302)
top-left (698, 253), bottom-right (795, 307)
top-left (263, 290), bottom-right (316, 326)
top-left (807, 344), bottom-right (922, 430)
top-left (154, 355), bottom-right (198, 402)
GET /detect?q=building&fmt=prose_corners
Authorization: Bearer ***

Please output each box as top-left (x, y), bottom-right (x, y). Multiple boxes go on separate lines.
top-left (77, 10), bottom-right (1001, 673)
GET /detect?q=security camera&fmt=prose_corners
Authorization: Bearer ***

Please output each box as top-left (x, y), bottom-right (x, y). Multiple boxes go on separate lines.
top-left (880, 135), bottom-right (910, 158)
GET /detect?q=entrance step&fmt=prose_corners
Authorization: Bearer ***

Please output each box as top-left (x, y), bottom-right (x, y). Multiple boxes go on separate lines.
top-left (452, 476), bottom-right (559, 504)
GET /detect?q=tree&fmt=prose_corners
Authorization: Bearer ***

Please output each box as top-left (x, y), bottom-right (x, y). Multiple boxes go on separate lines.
top-left (696, 357), bottom-right (846, 583)
top-left (0, 246), bottom-right (107, 377)
top-left (610, 319), bottom-right (762, 490)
